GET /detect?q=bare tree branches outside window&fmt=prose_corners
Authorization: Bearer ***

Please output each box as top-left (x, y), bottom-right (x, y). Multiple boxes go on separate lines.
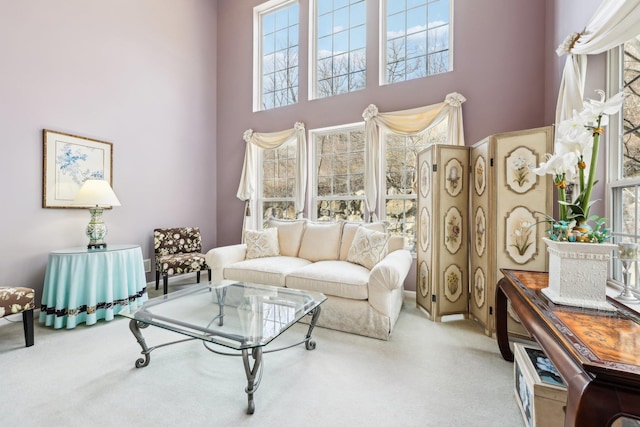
top-left (385, 0), bottom-right (451, 84)
top-left (261, 3), bottom-right (299, 110)
top-left (315, 0), bottom-right (366, 98)
top-left (260, 140), bottom-right (297, 226)
top-left (623, 35), bottom-right (640, 178)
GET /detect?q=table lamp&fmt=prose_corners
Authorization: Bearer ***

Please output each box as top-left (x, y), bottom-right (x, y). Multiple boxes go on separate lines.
top-left (72, 179), bottom-right (121, 249)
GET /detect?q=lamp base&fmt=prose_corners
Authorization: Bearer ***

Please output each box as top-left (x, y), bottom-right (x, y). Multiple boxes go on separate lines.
top-left (88, 243), bottom-right (107, 250)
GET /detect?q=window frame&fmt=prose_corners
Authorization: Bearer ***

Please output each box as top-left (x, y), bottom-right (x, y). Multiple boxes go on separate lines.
top-left (607, 40), bottom-right (640, 290)
top-left (256, 138), bottom-right (298, 228)
top-left (253, 0), bottom-right (300, 112)
top-left (310, 122), bottom-right (368, 222)
top-left (379, 0), bottom-right (454, 86)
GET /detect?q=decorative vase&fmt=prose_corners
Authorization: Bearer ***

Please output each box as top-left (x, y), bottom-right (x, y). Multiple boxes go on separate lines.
top-left (542, 237), bottom-right (617, 311)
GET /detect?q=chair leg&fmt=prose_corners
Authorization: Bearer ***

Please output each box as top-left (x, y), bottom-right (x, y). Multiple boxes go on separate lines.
top-left (197, 271), bottom-right (201, 283)
top-left (156, 270), bottom-right (161, 290)
top-left (208, 269), bottom-right (211, 281)
top-left (163, 275), bottom-right (169, 295)
top-left (22, 309), bottom-right (34, 347)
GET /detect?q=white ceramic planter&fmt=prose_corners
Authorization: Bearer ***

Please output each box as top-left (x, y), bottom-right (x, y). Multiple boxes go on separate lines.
top-left (542, 237), bottom-right (617, 311)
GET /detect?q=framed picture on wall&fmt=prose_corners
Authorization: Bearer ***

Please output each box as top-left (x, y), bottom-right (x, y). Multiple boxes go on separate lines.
top-left (42, 129), bottom-right (113, 208)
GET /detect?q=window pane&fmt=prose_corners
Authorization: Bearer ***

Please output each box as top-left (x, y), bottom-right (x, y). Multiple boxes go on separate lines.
top-left (383, 0), bottom-right (450, 84)
top-left (623, 36), bottom-right (640, 179)
top-left (259, 2), bottom-right (299, 111)
top-left (314, 0), bottom-right (366, 98)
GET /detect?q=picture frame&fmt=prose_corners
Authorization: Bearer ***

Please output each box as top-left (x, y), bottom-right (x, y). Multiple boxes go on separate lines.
top-left (43, 129), bottom-right (113, 208)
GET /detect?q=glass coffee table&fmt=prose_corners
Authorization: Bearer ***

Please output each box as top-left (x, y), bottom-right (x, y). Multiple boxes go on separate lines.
top-left (119, 280), bottom-right (326, 414)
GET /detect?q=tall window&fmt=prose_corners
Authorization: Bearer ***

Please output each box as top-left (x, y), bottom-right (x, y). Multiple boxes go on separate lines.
top-left (255, 1), bottom-right (299, 111)
top-left (384, 120), bottom-right (447, 251)
top-left (259, 140), bottom-right (297, 226)
top-left (312, 0), bottom-right (366, 98)
top-left (382, 0), bottom-right (451, 84)
top-left (312, 125), bottom-right (366, 221)
top-left (609, 35), bottom-right (640, 286)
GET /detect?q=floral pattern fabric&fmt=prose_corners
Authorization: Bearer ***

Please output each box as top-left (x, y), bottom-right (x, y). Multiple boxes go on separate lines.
top-left (0, 287), bottom-right (35, 318)
top-left (153, 227), bottom-right (209, 278)
top-left (346, 227), bottom-right (390, 270)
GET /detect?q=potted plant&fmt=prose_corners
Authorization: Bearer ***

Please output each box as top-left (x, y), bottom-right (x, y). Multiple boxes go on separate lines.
top-left (533, 90), bottom-right (625, 310)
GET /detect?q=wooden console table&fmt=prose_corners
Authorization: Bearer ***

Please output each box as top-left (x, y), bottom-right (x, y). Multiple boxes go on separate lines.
top-left (496, 269), bottom-right (640, 427)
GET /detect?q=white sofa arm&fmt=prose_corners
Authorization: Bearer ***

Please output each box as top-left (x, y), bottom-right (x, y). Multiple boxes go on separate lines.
top-left (368, 249), bottom-right (412, 316)
top-left (205, 244), bottom-right (247, 283)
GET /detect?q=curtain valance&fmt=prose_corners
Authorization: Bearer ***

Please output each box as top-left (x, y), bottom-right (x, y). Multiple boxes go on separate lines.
top-left (362, 92), bottom-right (466, 220)
top-left (555, 0), bottom-right (640, 123)
top-left (237, 122), bottom-right (307, 220)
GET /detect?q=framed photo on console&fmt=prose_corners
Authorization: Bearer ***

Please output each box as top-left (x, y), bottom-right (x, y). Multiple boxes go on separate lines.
top-left (42, 129), bottom-right (113, 208)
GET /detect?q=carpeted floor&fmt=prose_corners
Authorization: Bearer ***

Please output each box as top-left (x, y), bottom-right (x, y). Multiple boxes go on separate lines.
top-left (0, 283), bottom-right (525, 427)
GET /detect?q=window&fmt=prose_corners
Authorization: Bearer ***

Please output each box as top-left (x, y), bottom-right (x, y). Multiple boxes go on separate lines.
top-left (382, 0), bottom-right (451, 84)
top-left (259, 139), bottom-right (297, 226)
top-left (609, 35), bottom-right (640, 286)
top-left (383, 120), bottom-right (448, 251)
top-left (255, 1), bottom-right (299, 111)
top-left (312, 124), bottom-right (366, 221)
top-left (312, 0), bottom-right (366, 98)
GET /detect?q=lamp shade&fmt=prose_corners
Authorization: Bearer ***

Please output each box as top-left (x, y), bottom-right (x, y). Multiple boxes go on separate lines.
top-left (72, 179), bottom-right (121, 207)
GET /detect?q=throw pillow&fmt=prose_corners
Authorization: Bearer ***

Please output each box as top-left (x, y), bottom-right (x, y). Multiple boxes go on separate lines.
top-left (339, 221), bottom-right (389, 260)
top-left (245, 228), bottom-right (280, 259)
top-left (267, 218), bottom-right (306, 257)
top-left (297, 221), bottom-right (343, 262)
top-left (346, 226), bottom-right (390, 270)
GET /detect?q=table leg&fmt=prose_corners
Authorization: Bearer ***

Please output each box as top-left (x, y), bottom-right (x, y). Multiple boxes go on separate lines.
top-left (304, 306), bottom-right (321, 350)
top-left (129, 319), bottom-right (151, 368)
top-left (495, 279), bottom-right (513, 362)
top-left (242, 347), bottom-right (263, 415)
top-left (214, 287), bottom-right (227, 326)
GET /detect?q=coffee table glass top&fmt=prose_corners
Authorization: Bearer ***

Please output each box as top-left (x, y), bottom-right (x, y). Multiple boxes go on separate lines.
top-left (119, 280), bottom-right (326, 350)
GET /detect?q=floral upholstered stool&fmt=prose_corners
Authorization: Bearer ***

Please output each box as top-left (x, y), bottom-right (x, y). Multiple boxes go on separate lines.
top-left (0, 287), bottom-right (35, 347)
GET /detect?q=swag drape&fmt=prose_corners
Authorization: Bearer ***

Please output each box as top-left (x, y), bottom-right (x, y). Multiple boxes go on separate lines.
top-left (237, 122), bottom-right (307, 235)
top-left (555, 0), bottom-right (640, 123)
top-left (362, 92), bottom-right (466, 220)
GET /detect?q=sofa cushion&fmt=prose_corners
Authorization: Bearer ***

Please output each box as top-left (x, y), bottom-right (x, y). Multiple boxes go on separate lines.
top-left (339, 221), bottom-right (389, 260)
top-left (286, 260), bottom-right (369, 300)
top-left (297, 221), bottom-right (343, 262)
top-left (267, 218), bottom-right (306, 257)
top-left (244, 227), bottom-right (280, 259)
top-left (347, 226), bottom-right (390, 270)
top-left (225, 256), bottom-right (311, 287)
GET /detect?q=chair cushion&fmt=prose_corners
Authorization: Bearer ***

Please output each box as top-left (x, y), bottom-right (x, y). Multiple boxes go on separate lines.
top-left (267, 218), bottom-right (306, 257)
top-left (157, 253), bottom-right (207, 276)
top-left (347, 226), bottom-right (390, 270)
top-left (285, 261), bottom-right (369, 300)
top-left (298, 221), bottom-right (343, 262)
top-left (245, 228), bottom-right (280, 259)
top-left (0, 287), bottom-right (35, 318)
top-left (224, 256), bottom-right (312, 287)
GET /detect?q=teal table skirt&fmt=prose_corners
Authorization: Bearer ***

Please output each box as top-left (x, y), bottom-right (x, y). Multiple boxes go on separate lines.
top-left (39, 244), bottom-right (148, 329)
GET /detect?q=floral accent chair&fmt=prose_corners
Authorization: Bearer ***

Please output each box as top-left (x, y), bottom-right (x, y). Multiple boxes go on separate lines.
top-left (0, 286), bottom-right (35, 347)
top-left (154, 227), bottom-right (211, 295)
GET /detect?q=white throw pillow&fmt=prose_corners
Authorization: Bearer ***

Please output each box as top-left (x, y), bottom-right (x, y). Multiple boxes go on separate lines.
top-left (245, 228), bottom-right (280, 259)
top-left (267, 218), bottom-right (306, 257)
top-left (297, 221), bottom-right (343, 262)
top-left (346, 226), bottom-right (390, 270)
top-left (339, 221), bottom-right (389, 260)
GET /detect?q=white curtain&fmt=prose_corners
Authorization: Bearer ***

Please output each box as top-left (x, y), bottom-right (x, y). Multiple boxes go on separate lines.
top-left (237, 122), bottom-right (307, 230)
top-left (555, 0), bottom-right (640, 123)
top-left (362, 92), bottom-right (466, 220)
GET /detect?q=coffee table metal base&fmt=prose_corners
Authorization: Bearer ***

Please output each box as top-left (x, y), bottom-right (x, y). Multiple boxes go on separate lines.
top-left (127, 305), bottom-right (322, 414)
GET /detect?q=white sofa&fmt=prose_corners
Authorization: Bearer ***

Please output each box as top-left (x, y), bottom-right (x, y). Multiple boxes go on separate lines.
top-left (205, 219), bottom-right (413, 340)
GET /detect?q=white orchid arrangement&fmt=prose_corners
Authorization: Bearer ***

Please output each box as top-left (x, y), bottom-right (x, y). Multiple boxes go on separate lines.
top-left (533, 90), bottom-right (626, 242)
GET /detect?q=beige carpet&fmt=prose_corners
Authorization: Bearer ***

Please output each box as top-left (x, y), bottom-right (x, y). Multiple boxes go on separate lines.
top-left (0, 284), bottom-right (525, 426)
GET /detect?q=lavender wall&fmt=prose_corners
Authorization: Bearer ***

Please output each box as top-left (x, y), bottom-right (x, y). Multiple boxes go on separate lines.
top-left (216, 0), bottom-right (549, 291)
top-left (216, 0), bottom-right (548, 250)
top-left (0, 0), bottom-right (217, 300)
